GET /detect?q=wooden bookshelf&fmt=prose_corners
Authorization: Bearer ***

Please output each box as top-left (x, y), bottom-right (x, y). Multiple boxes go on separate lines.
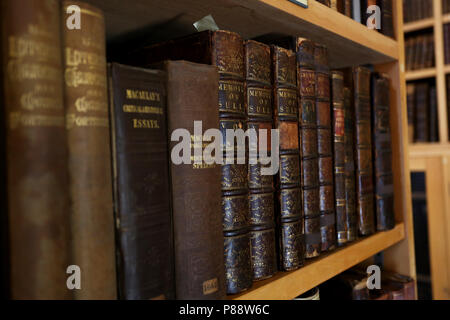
top-left (82, 0), bottom-right (415, 299)
top-left (230, 224), bottom-right (405, 300)
top-left (404, 18), bottom-right (434, 33)
top-left (403, 0), bottom-right (450, 300)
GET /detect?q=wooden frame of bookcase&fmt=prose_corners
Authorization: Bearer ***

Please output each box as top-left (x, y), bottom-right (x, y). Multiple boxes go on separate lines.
top-left (86, 0), bottom-right (415, 300)
top-left (404, 0), bottom-right (450, 151)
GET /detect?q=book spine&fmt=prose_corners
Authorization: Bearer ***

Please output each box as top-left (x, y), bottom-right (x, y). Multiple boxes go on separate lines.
top-left (371, 73), bottom-right (395, 232)
top-left (165, 61), bottom-right (226, 300)
top-left (211, 32), bottom-right (252, 295)
top-left (109, 63), bottom-right (174, 300)
top-left (353, 66), bottom-right (375, 236)
top-left (381, 0), bottom-right (395, 38)
top-left (314, 45), bottom-right (336, 252)
top-left (1, 0), bottom-right (71, 299)
top-left (297, 39), bottom-right (321, 258)
top-left (429, 86), bottom-right (438, 142)
top-left (344, 0), bottom-right (353, 17)
top-left (414, 83), bottom-right (430, 142)
top-left (406, 84), bottom-right (415, 143)
top-left (245, 40), bottom-right (277, 281)
top-left (272, 45), bottom-right (304, 271)
top-left (352, 0), bottom-right (362, 23)
top-left (331, 71), bottom-right (347, 246)
top-left (61, 1), bottom-right (116, 300)
top-left (344, 87), bottom-right (358, 242)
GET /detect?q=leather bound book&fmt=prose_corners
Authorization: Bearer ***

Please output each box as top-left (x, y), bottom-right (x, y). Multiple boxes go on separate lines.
top-left (380, 0), bottom-right (395, 38)
top-left (353, 66), bottom-right (375, 236)
top-left (245, 40), bottom-right (277, 281)
top-left (61, 1), bottom-right (116, 300)
top-left (165, 61), bottom-right (226, 300)
top-left (406, 84), bottom-right (415, 143)
top-left (297, 38), bottom-right (321, 258)
top-left (429, 86), bottom-right (438, 142)
top-left (371, 73), bottom-right (395, 232)
top-left (414, 82), bottom-right (430, 142)
top-left (315, 45), bottom-right (336, 252)
top-left (343, 87), bottom-right (358, 242)
top-left (108, 63), bottom-right (174, 300)
top-left (330, 0), bottom-right (345, 13)
top-left (331, 71), bottom-right (347, 246)
top-left (1, 0), bottom-right (71, 299)
top-left (344, 0), bottom-right (353, 17)
top-left (272, 45), bottom-right (304, 271)
top-left (125, 30), bottom-right (251, 294)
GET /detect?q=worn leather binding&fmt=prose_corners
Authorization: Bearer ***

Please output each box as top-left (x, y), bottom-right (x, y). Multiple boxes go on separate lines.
top-left (245, 41), bottom-right (277, 281)
top-left (315, 44), bottom-right (336, 252)
top-left (343, 87), bottom-right (358, 242)
top-left (371, 73), bottom-right (395, 232)
top-left (272, 46), bottom-right (304, 271)
top-left (1, 0), bottom-right (71, 299)
top-left (331, 71), bottom-right (347, 246)
top-left (125, 31), bottom-right (251, 294)
top-left (108, 63), bottom-right (174, 300)
top-left (297, 39), bottom-right (321, 258)
top-left (353, 66), bottom-right (375, 236)
top-left (165, 61), bottom-right (226, 300)
top-left (61, 1), bottom-right (116, 300)
top-left (380, 0), bottom-right (395, 38)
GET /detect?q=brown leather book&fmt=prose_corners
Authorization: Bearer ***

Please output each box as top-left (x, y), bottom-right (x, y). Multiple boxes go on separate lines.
top-left (330, 0), bottom-right (345, 12)
top-left (125, 30), bottom-right (251, 294)
top-left (406, 84), bottom-right (415, 143)
top-left (331, 71), bottom-right (347, 246)
top-left (414, 82), bottom-right (430, 142)
top-left (61, 1), bottom-right (116, 300)
top-left (353, 66), bottom-right (375, 236)
top-left (108, 63), bottom-right (174, 300)
top-left (371, 73), bottom-right (395, 232)
top-left (1, 0), bottom-right (71, 299)
top-left (343, 87), bottom-right (358, 242)
top-left (429, 86), bottom-right (438, 142)
top-left (297, 39), bottom-right (321, 258)
top-left (245, 40), bottom-right (277, 281)
top-left (380, 0), bottom-right (395, 38)
top-left (315, 45), bottom-right (336, 252)
top-left (272, 45), bottom-right (304, 271)
top-left (343, 0), bottom-right (353, 16)
top-left (164, 61), bottom-right (226, 300)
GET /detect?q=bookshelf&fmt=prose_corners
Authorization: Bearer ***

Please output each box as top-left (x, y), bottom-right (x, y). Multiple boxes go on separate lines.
top-left (85, 0), bottom-right (416, 299)
top-left (404, 0), bottom-right (450, 299)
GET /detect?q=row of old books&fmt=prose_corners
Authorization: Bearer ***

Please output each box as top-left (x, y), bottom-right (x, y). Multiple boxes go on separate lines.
top-left (403, 0), bottom-right (433, 23)
top-left (444, 0), bottom-right (450, 14)
top-left (316, 0), bottom-right (395, 38)
top-left (318, 268), bottom-right (416, 300)
top-left (405, 32), bottom-right (435, 71)
top-left (444, 24), bottom-right (450, 65)
top-left (406, 81), bottom-right (439, 143)
top-left (0, 0), bottom-right (395, 300)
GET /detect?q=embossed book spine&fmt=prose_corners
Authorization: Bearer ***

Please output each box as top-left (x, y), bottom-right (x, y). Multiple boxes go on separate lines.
top-left (344, 87), bottom-right (358, 242)
top-left (1, 0), bottom-right (71, 299)
top-left (272, 46), bottom-right (304, 271)
top-left (297, 39), bottom-right (321, 258)
top-left (108, 63), bottom-right (174, 300)
top-left (371, 73), bottom-right (395, 231)
top-left (331, 71), bottom-right (347, 246)
top-left (380, 0), bottom-right (395, 38)
top-left (125, 31), bottom-right (251, 294)
top-left (61, 1), bottom-right (116, 300)
top-left (314, 44), bottom-right (336, 252)
top-left (165, 61), bottom-right (226, 300)
top-left (245, 41), bottom-right (277, 281)
top-left (353, 66), bottom-right (375, 236)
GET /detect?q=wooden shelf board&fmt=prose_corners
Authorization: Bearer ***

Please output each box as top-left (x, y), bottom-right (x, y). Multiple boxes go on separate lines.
top-left (85, 0), bottom-right (398, 68)
top-left (405, 68), bottom-right (436, 81)
top-left (403, 18), bottom-right (434, 33)
top-left (229, 223), bottom-right (405, 300)
top-left (409, 143), bottom-right (450, 157)
top-left (443, 13), bottom-right (450, 24)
